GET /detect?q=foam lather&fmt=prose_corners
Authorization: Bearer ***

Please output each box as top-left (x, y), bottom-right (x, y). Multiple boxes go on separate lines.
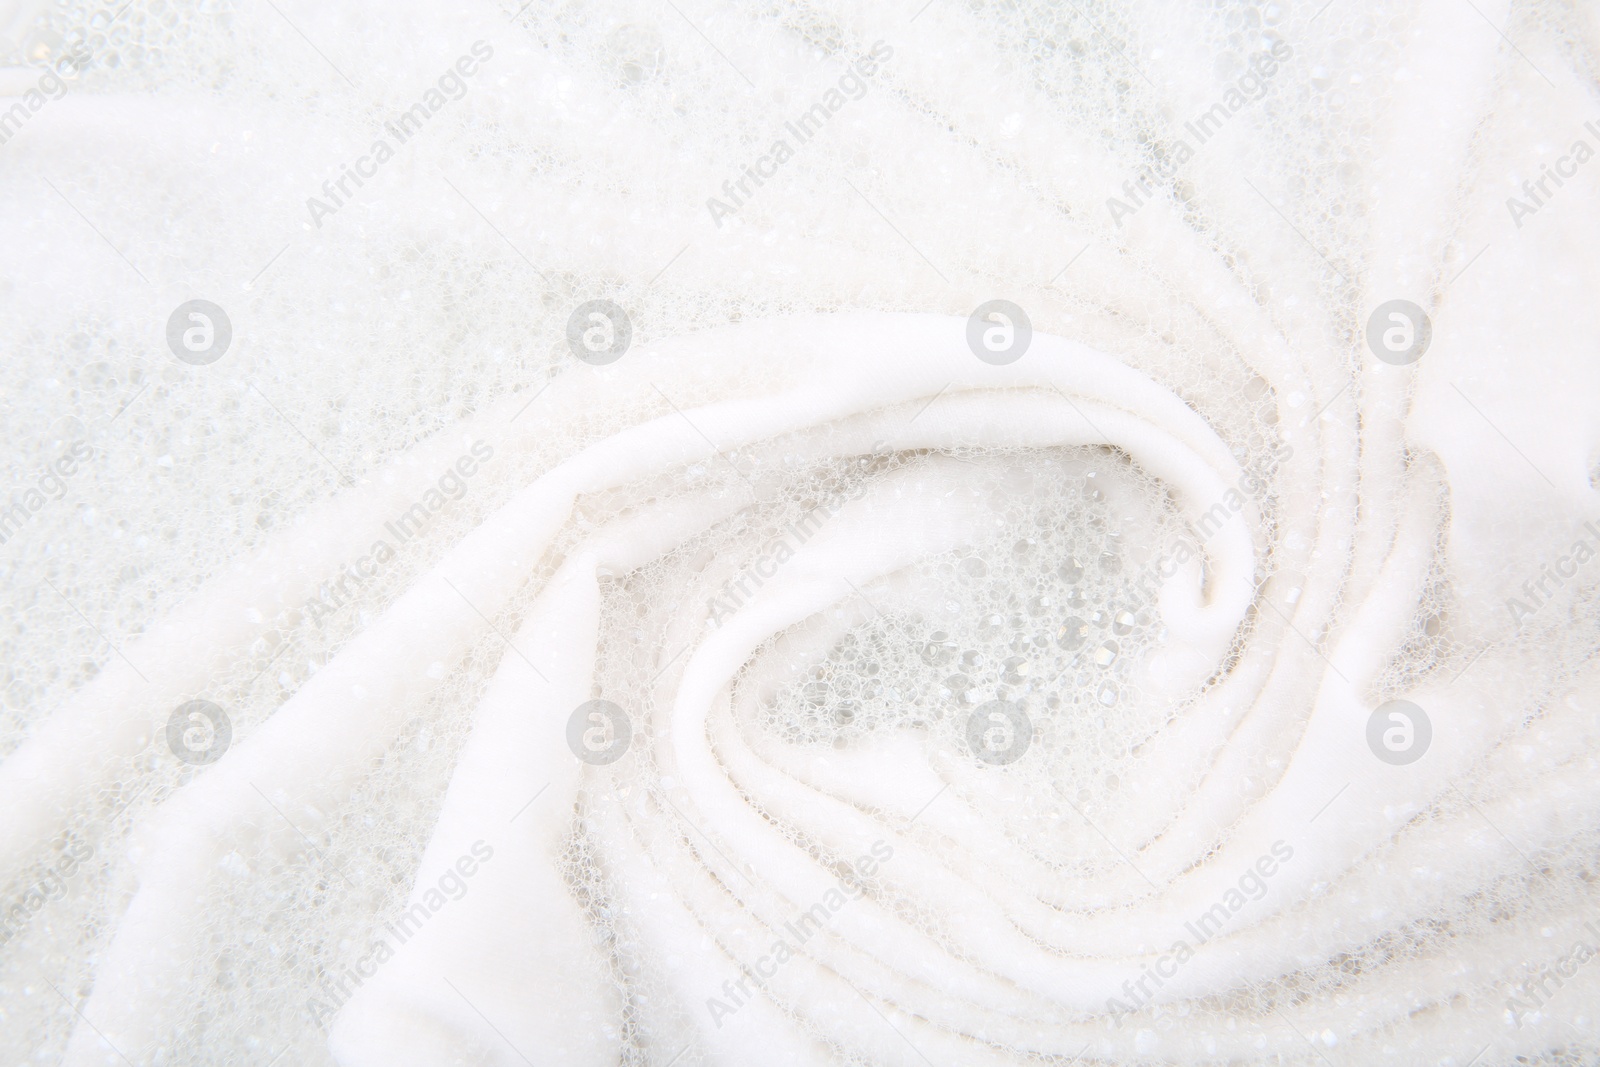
top-left (2, 0), bottom-right (1599, 1065)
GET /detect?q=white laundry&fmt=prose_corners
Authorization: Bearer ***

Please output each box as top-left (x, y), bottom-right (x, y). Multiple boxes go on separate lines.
top-left (2, 0), bottom-right (1599, 1065)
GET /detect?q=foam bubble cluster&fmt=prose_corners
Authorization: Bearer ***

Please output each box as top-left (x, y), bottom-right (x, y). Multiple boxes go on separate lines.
top-left (3, 0), bottom-right (1600, 1065)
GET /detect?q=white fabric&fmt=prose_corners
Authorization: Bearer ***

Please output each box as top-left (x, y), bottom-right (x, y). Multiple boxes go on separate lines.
top-left (3, 0), bottom-right (1599, 1065)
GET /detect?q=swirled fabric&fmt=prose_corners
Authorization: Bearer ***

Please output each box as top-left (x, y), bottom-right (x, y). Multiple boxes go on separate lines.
top-left (2, 0), bottom-right (1600, 1065)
